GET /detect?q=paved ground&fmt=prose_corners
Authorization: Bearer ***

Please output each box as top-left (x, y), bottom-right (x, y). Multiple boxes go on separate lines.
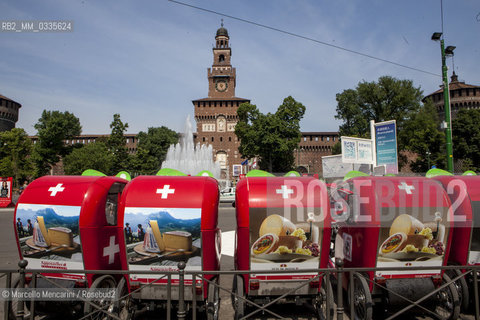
top-left (0, 203), bottom-right (476, 319)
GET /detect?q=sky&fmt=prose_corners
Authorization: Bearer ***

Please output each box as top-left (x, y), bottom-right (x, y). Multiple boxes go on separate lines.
top-left (1, 0), bottom-right (479, 136)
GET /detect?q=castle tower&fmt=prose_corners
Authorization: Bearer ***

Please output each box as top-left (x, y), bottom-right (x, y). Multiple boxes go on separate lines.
top-left (193, 23), bottom-right (250, 181)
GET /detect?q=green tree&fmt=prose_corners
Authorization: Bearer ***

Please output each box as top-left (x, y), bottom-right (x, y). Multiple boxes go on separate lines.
top-left (32, 110), bottom-right (82, 176)
top-left (0, 128), bottom-right (34, 185)
top-left (131, 127), bottom-right (179, 175)
top-left (399, 101), bottom-right (445, 172)
top-left (453, 109), bottom-right (480, 172)
top-left (107, 114), bottom-right (130, 175)
top-left (235, 96), bottom-right (305, 172)
top-left (335, 76), bottom-right (423, 138)
top-left (63, 142), bottom-right (114, 175)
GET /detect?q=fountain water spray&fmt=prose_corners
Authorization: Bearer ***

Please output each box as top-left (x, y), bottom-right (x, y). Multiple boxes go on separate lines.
top-left (161, 115), bottom-right (221, 179)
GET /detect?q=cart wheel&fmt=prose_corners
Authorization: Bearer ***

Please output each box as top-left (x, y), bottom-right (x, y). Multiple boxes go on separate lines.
top-left (83, 275), bottom-right (117, 320)
top-left (347, 273), bottom-right (372, 320)
top-left (446, 269), bottom-right (469, 312)
top-left (314, 276), bottom-right (335, 320)
top-left (232, 275), bottom-right (245, 320)
top-left (8, 276), bottom-right (31, 320)
top-left (434, 273), bottom-right (460, 320)
top-left (206, 278), bottom-right (220, 320)
top-left (114, 277), bottom-right (132, 320)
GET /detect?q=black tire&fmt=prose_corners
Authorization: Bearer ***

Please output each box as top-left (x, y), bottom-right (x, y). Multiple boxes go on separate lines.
top-left (206, 278), bottom-right (220, 320)
top-left (434, 273), bottom-right (460, 320)
top-left (114, 277), bottom-right (132, 320)
top-left (232, 275), bottom-right (245, 320)
top-left (347, 273), bottom-right (372, 320)
top-left (315, 275), bottom-right (335, 320)
top-left (446, 268), bottom-right (469, 312)
top-left (83, 275), bottom-right (117, 320)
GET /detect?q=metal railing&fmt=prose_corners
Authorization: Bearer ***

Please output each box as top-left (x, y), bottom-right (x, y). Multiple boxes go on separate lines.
top-left (1, 259), bottom-right (479, 320)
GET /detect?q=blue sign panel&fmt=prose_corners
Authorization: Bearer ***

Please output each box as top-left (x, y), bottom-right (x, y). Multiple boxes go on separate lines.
top-left (375, 121), bottom-right (398, 174)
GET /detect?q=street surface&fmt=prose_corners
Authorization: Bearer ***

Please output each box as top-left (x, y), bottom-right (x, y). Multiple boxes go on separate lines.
top-left (0, 204), bottom-right (475, 319)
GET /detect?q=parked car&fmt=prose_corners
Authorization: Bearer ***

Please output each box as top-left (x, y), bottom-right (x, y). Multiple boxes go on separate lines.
top-left (220, 187), bottom-right (235, 202)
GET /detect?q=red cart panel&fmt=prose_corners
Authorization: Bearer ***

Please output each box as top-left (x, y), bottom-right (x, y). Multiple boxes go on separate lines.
top-left (236, 176), bottom-right (331, 295)
top-left (434, 176), bottom-right (479, 266)
top-left (118, 176), bottom-right (220, 292)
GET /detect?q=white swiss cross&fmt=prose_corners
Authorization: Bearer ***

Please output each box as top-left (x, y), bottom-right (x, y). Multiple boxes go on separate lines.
top-left (48, 183), bottom-right (65, 196)
top-left (276, 185), bottom-right (294, 199)
top-left (398, 182), bottom-right (415, 194)
top-left (103, 236), bottom-right (120, 264)
top-left (156, 185), bottom-right (175, 199)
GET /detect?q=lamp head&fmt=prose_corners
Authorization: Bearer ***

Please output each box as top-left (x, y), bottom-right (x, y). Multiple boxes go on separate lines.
top-left (431, 32), bottom-right (443, 41)
top-left (445, 46), bottom-right (456, 56)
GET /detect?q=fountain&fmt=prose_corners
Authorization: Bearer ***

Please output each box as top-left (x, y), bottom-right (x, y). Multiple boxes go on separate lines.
top-left (161, 115), bottom-right (221, 179)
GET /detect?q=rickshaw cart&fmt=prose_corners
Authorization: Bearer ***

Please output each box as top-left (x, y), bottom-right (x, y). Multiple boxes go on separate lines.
top-left (433, 175), bottom-right (480, 312)
top-left (234, 176), bottom-right (332, 319)
top-left (12, 175), bottom-right (127, 318)
top-left (116, 175), bottom-right (221, 319)
top-left (332, 176), bottom-right (460, 320)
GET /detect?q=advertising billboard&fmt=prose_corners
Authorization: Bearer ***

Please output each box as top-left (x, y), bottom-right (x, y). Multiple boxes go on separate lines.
top-left (375, 120), bottom-right (398, 174)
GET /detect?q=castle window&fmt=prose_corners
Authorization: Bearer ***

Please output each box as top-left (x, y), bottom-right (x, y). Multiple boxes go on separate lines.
top-left (315, 137), bottom-right (318, 141)
top-left (220, 137), bottom-right (223, 142)
top-left (219, 54), bottom-right (225, 63)
top-left (327, 137), bottom-right (330, 141)
top-left (303, 137), bottom-right (307, 141)
top-left (333, 136), bottom-right (336, 141)
top-left (211, 137), bottom-right (214, 142)
top-left (229, 137), bottom-right (232, 142)
top-left (203, 137), bottom-right (206, 142)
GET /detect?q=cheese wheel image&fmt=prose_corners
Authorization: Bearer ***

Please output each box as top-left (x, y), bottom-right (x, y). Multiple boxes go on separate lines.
top-left (163, 231), bottom-right (192, 251)
top-left (259, 214), bottom-right (296, 237)
top-left (278, 235), bottom-right (302, 250)
top-left (48, 227), bottom-right (74, 247)
top-left (149, 220), bottom-right (166, 252)
top-left (379, 232), bottom-right (407, 255)
top-left (251, 233), bottom-right (279, 255)
top-left (389, 214), bottom-right (424, 236)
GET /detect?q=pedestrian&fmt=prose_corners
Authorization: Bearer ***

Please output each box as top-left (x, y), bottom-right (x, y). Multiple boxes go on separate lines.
top-left (124, 223), bottom-right (133, 243)
top-left (137, 224), bottom-right (145, 241)
top-left (16, 218), bottom-right (23, 237)
top-left (27, 219), bottom-right (33, 236)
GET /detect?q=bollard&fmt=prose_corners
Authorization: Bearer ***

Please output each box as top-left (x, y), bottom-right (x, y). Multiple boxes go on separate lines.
top-left (177, 262), bottom-right (187, 320)
top-left (17, 259), bottom-right (28, 320)
top-left (335, 258), bottom-right (344, 320)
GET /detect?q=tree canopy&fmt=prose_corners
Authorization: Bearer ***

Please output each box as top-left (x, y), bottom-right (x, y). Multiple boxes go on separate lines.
top-left (32, 110), bottom-right (81, 176)
top-left (235, 96), bottom-right (305, 172)
top-left (0, 128), bottom-right (34, 185)
top-left (398, 101), bottom-right (445, 172)
top-left (130, 126), bottom-right (179, 175)
top-left (453, 109), bottom-right (480, 172)
top-left (63, 142), bottom-right (114, 175)
top-left (107, 114), bottom-right (130, 175)
top-left (335, 76), bottom-right (423, 138)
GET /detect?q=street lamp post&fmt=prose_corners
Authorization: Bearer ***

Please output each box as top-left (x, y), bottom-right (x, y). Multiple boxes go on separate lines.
top-left (432, 32), bottom-right (455, 173)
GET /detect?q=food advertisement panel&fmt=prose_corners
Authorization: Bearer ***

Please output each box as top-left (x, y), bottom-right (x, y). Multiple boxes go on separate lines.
top-left (376, 209), bottom-right (450, 277)
top-left (15, 204), bottom-right (83, 271)
top-left (124, 207), bottom-right (201, 278)
top-left (250, 207), bottom-right (324, 273)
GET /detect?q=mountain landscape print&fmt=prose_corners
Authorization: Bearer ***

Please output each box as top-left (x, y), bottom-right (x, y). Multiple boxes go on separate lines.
top-left (124, 208), bottom-right (201, 238)
top-left (16, 204), bottom-right (81, 236)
